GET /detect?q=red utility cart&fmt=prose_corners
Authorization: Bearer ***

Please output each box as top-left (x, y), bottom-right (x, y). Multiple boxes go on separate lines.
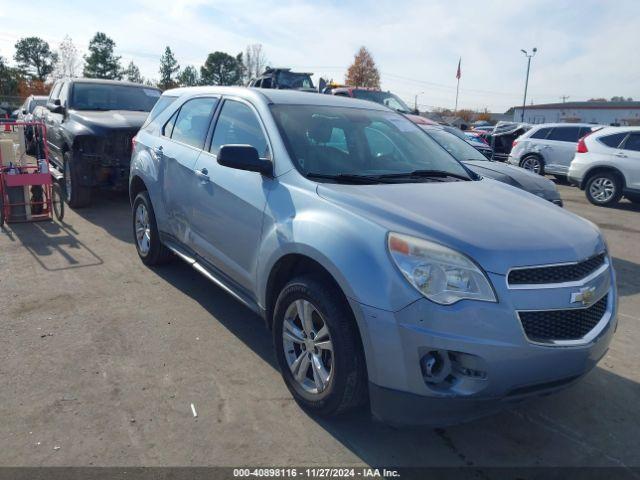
top-left (0, 121), bottom-right (63, 227)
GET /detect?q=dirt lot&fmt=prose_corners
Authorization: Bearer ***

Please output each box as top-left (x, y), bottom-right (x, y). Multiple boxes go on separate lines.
top-left (1, 182), bottom-right (639, 469)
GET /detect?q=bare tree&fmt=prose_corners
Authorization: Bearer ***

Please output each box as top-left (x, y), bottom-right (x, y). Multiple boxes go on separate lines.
top-left (53, 35), bottom-right (82, 79)
top-left (243, 44), bottom-right (267, 83)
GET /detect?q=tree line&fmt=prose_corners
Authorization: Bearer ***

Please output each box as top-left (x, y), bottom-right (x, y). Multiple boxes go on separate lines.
top-left (0, 32), bottom-right (270, 99)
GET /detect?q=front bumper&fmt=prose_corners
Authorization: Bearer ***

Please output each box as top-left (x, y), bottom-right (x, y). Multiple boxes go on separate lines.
top-left (352, 264), bottom-right (617, 426)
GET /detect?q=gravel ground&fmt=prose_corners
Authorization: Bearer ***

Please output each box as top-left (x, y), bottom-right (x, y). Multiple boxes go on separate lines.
top-left (0, 181), bottom-right (638, 469)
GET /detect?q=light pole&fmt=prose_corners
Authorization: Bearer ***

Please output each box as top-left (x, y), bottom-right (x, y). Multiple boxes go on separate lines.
top-left (414, 91), bottom-right (424, 113)
top-left (520, 47), bottom-right (537, 122)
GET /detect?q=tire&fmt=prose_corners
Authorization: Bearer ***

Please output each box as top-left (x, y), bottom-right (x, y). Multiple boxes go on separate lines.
top-left (52, 183), bottom-right (64, 221)
top-left (520, 154), bottom-right (545, 175)
top-left (273, 274), bottom-right (367, 417)
top-left (63, 151), bottom-right (91, 208)
top-left (132, 191), bottom-right (173, 265)
top-left (0, 193), bottom-right (5, 227)
top-left (585, 172), bottom-right (622, 207)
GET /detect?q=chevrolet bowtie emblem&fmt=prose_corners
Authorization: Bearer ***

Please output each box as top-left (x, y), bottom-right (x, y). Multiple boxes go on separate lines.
top-left (571, 286), bottom-right (596, 306)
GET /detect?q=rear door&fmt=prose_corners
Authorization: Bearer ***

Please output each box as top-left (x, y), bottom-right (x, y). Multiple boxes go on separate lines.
top-left (544, 126), bottom-right (584, 173)
top-left (44, 81), bottom-right (64, 165)
top-left (188, 97), bottom-right (272, 292)
top-left (154, 96), bottom-right (219, 242)
top-left (618, 132), bottom-right (640, 190)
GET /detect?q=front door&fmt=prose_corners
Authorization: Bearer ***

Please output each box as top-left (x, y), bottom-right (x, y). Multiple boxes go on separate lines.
top-left (188, 98), bottom-right (272, 292)
top-left (618, 132), bottom-right (640, 190)
top-left (544, 126), bottom-right (585, 174)
top-left (155, 96), bottom-right (219, 242)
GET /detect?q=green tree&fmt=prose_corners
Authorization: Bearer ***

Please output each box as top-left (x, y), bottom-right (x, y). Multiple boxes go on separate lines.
top-left (158, 46), bottom-right (180, 90)
top-left (200, 51), bottom-right (242, 86)
top-left (124, 61), bottom-right (143, 83)
top-left (14, 37), bottom-right (58, 81)
top-left (345, 46), bottom-right (380, 88)
top-left (0, 56), bottom-right (21, 96)
top-left (83, 32), bottom-right (122, 79)
top-left (177, 65), bottom-right (199, 86)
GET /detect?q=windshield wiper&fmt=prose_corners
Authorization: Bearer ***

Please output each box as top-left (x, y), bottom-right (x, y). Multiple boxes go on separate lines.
top-left (377, 169), bottom-right (470, 181)
top-left (306, 172), bottom-right (391, 184)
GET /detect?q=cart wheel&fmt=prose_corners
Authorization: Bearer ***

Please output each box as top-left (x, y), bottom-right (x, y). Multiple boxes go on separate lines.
top-left (52, 183), bottom-right (64, 222)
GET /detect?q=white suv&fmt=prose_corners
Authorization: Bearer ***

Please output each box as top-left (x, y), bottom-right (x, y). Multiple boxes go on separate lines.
top-left (568, 127), bottom-right (640, 206)
top-left (508, 123), bottom-right (599, 178)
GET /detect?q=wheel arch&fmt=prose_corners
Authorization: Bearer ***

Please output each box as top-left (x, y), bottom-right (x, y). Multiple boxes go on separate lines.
top-left (580, 166), bottom-right (626, 190)
top-left (129, 174), bottom-right (148, 205)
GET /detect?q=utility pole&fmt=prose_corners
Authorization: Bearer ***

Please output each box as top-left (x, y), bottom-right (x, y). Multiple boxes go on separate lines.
top-left (520, 48), bottom-right (537, 122)
top-left (560, 95), bottom-right (570, 103)
top-left (414, 91), bottom-right (424, 112)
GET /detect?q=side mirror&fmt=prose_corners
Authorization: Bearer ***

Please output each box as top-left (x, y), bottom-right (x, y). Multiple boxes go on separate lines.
top-left (217, 145), bottom-right (273, 176)
top-left (47, 99), bottom-right (64, 114)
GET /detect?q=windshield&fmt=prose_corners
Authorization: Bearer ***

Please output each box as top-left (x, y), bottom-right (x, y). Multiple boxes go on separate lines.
top-left (70, 83), bottom-right (161, 111)
top-left (271, 105), bottom-right (471, 181)
top-left (423, 128), bottom-right (487, 162)
top-left (351, 90), bottom-right (412, 114)
top-left (29, 98), bottom-right (46, 113)
top-left (276, 71), bottom-right (314, 89)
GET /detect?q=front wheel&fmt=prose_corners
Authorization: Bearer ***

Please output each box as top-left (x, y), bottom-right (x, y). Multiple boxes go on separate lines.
top-left (273, 275), bottom-right (367, 417)
top-left (132, 191), bottom-right (172, 265)
top-left (585, 173), bottom-right (622, 206)
top-left (520, 155), bottom-right (544, 175)
top-left (63, 151), bottom-right (92, 208)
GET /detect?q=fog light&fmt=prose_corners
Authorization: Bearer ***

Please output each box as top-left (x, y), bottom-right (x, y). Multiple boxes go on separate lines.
top-left (420, 350), bottom-right (452, 384)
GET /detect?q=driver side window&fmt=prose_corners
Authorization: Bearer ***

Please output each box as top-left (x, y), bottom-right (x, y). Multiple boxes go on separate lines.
top-left (210, 100), bottom-right (270, 159)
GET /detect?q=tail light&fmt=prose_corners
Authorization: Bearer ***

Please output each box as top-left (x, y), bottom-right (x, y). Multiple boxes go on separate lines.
top-left (512, 140), bottom-right (519, 149)
top-left (576, 137), bottom-right (588, 153)
top-left (131, 135), bottom-right (137, 150)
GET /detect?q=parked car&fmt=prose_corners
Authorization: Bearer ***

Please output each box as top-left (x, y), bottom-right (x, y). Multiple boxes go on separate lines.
top-left (568, 126), bottom-right (640, 206)
top-left (435, 125), bottom-right (493, 158)
top-left (131, 87), bottom-right (616, 426)
top-left (17, 95), bottom-right (48, 122)
top-left (508, 123), bottom-right (600, 178)
top-left (471, 125), bottom-right (495, 133)
top-left (43, 78), bottom-right (161, 207)
top-left (420, 125), bottom-right (562, 205)
top-left (482, 122), bottom-right (530, 162)
top-left (248, 67), bottom-right (315, 91)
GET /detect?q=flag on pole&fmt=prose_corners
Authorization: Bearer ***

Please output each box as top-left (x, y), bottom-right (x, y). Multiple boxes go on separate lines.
top-left (456, 58), bottom-right (462, 79)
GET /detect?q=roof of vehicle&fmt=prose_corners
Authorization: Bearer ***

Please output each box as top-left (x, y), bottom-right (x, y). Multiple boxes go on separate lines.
top-left (162, 86), bottom-right (391, 111)
top-left (28, 95), bottom-right (48, 100)
top-left (589, 126), bottom-right (640, 135)
top-left (66, 78), bottom-right (160, 89)
top-left (529, 122), bottom-right (597, 128)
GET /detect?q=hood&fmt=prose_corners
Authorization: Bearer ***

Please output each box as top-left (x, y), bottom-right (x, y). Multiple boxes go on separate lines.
top-left (68, 110), bottom-right (149, 131)
top-left (317, 178), bottom-right (602, 275)
top-left (463, 160), bottom-right (560, 198)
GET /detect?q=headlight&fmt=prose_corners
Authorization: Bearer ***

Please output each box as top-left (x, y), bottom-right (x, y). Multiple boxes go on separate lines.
top-left (388, 232), bottom-right (496, 305)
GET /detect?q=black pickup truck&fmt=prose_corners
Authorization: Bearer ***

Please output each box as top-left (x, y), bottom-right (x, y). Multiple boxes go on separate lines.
top-left (43, 78), bottom-right (161, 207)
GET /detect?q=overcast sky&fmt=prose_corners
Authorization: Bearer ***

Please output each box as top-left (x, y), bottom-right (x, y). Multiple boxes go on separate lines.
top-left (0, 0), bottom-right (638, 112)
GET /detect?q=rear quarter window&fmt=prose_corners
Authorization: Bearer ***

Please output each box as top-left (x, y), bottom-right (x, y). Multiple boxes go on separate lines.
top-left (598, 132), bottom-right (627, 148)
top-left (143, 95), bottom-right (178, 129)
top-left (530, 127), bottom-right (552, 139)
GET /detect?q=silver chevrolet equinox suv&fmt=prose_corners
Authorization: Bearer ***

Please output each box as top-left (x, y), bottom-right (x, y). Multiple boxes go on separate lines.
top-left (130, 87), bottom-right (617, 426)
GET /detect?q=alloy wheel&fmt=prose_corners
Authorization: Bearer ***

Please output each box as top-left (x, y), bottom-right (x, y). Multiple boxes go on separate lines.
top-left (521, 157), bottom-right (541, 174)
top-left (589, 177), bottom-right (616, 203)
top-left (135, 203), bottom-right (151, 255)
top-left (282, 299), bottom-right (333, 395)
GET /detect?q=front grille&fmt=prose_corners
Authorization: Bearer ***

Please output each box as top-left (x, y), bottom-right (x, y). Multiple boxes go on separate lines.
top-left (508, 253), bottom-right (605, 286)
top-left (103, 131), bottom-right (135, 161)
top-left (519, 294), bottom-right (608, 343)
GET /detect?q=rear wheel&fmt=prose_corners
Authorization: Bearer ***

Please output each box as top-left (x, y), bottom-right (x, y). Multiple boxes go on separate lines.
top-left (273, 275), bottom-right (367, 417)
top-left (132, 191), bottom-right (172, 265)
top-left (63, 151), bottom-right (91, 208)
top-left (520, 155), bottom-right (544, 175)
top-left (585, 172), bottom-right (622, 206)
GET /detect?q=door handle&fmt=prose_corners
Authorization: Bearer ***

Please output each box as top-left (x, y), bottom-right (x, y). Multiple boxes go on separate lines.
top-left (195, 167), bottom-right (210, 182)
top-left (614, 152), bottom-right (627, 158)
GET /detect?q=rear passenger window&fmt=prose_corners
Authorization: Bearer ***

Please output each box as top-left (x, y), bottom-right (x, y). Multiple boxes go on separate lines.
top-left (547, 127), bottom-right (582, 142)
top-left (530, 127), bottom-right (552, 139)
top-left (210, 100), bottom-right (270, 159)
top-left (170, 97), bottom-right (218, 148)
top-left (599, 133), bottom-right (627, 148)
top-left (622, 133), bottom-right (640, 152)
